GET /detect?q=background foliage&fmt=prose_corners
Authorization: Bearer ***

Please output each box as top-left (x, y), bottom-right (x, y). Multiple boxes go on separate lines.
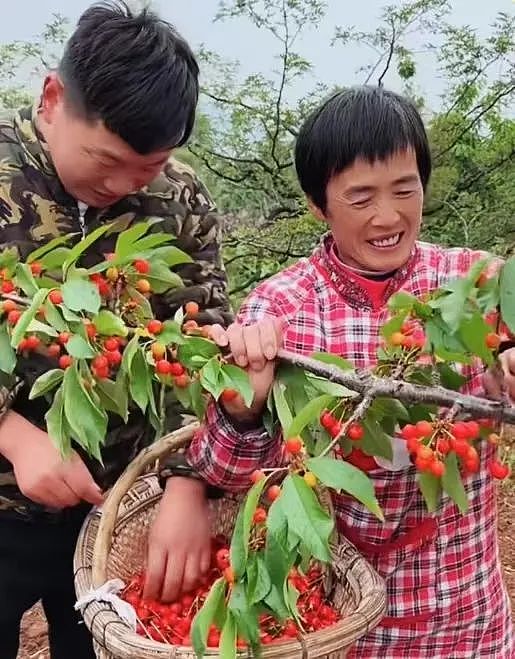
top-left (1, 0), bottom-right (513, 308)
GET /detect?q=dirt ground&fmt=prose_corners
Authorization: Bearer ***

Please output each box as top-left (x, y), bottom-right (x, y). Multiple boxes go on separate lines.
top-left (17, 478), bottom-right (515, 659)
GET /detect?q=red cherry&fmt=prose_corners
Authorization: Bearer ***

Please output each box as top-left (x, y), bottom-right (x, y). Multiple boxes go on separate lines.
top-left (156, 359), bottom-right (172, 375)
top-left (25, 335), bottom-right (40, 350)
top-left (174, 374), bottom-right (190, 388)
top-left (1, 280), bottom-right (15, 293)
top-left (346, 448), bottom-right (377, 471)
top-left (400, 424), bottom-right (418, 441)
top-left (1, 299), bottom-right (17, 313)
top-left (347, 423), bottom-right (364, 441)
top-left (451, 422), bottom-right (469, 440)
top-left (147, 319), bottom-right (163, 335)
top-left (485, 332), bottom-right (501, 349)
top-left (489, 460), bottom-right (510, 480)
top-left (58, 332), bottom-right (70, 345)
top-left (7, 309), bottom-right (21, 325)
top-left (285, 436), bottom-right (303, 454)
top-left (320, 411), bottom-right (335, 430)
top-left (221, 388), bottom-right (239, 403)
top-left (86, 323), bottom-right (97, 339)
top-left (430, 460), bottom-right (445, 477)
top-left (93, 355), bottom-right (109, 370)
top-left (134, 259), bottom-right (150, 274)
top-left (465, 420), bottom-right (480, 439)
top-left (30, 262), bottom-right (43, 275)
top-left (104, 337), bottom-right (119, 351)
top-left (59, 355), bottom-right (73, 369)
top-left (215, 548), bottom-right (230, 570)
top-left (267, 485), bottom-right (281, 502)
top-left (250, 470), bottom-right (265, 484)
top-left (48, 290), bottom-right (63, 305)
top-left (415, 420), bottom-right (433, 438)
top-left (169, 362), bottom-right (185, 377)
top-left (105, 350), bottom-right (122, 366)
top-left (48, 343), bottom-right (61, 357)
top-left (253, 507), bottom-right (267, 524)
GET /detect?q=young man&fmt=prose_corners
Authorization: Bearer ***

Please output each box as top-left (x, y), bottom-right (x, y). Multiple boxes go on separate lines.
top-left (165, 87), bottom-right (515, 657)
top-left (0, 3), bottom-right (231, 657)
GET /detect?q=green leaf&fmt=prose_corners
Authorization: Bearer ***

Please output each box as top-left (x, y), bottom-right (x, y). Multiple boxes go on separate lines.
top-left (500, 256), bottom-right (515, 334)
top-left (281, 473), bottom-right (333, 562)
top-left (272, 381), bottom-right (293, 431)
top-left (387, 291), bottom-right (418, 312)
top-left (230, 477), bottom-right (268, 578)
top-left (10, 288), bottom-right (48, 348)
top-left (199, 357), bottom-right (223, 399)
top-left (60, 305), bottom-right (82, 323)
top-left (442, 453), bottom-right (468, 514)
top-left (130, 232), bottom-right (173, 253)
top-left (0, 323), bottom-right (16, 374)
top-left (430, 281), bottom-right (472, 333)
top-left (115, 222), bottom-right (150, 258)
top-left (247, 553), bottom-right (272, 605)
top-left (418, 471), bottom-right (442, 513)
top-left (124, 286), bottom-right (154, 321)
top-left (146, 261), bottom-right (183, 294)
top-left (311, 352), bottom-right (353, 371)
top-left (26, 319), bottom-right (58, 337)
top-left (61, 279), bottom-right (101, 314)
top-left (158, 320), bottom-right (185, 346)
top-left (306, 374), bottom-right (355, 398)
top-left (371, 397), bottom-right (409, 422)
top-left (92, 310), bottom-right (128, 337)
top-left (380, 314), bottom-right (405, 338)
top-left (121, 334), bottom-right (140, 374)
top-left (361, 416), bottom-right (394, 461)
top-left (436, 363), bottom-right (467, 391)
top-left (220, 363), bottom-right (254, 407)
top-left (189, 377), bottom-right (207, 419)
top-left (62, 224), bottom-right (110, 275)
top-left (177, 336), bottom-right (219, 369)
top-left (40, 247), bottom-right (71, 271)
top-left (129, 348), bottom-right (150, 413)
top-left (265, 499), bottom-right (293, 591)
top-left (29, 369), bottom-right (64, 400)
top-left (286, 394), bottom-right (334, 438)
top-left (94, 374), bottom-right (129, 421)
top-left (15, 263), bottom-right (38, 296)
top-left (43, 300), bottom-right (68, 332)
top-left (458, 313), bottom-right (493, 365)
top-left (191, 577), bottom-right (227, 659)
top-left (65, 335), bottom-right (96, 359)
top-left (219, 612), bottom-right (237, 659)
top-left (152, 245), bottom-right (192, 267)
top-left (425, 317), bottom-right (471, 364)
top-left (228, 582), bottom-right (260, 647)
top-left (27, 234), bottom-right (75, 263)
top-left (63, 363), bottom-right (108, 455)
top-left (45, 386), bottom-right (72, 456)
top-left (307, 456), bottom-right (384, 520)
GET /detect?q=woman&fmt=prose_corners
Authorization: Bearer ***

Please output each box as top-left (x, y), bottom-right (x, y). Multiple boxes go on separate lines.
top-left (150, 86), bottom-right (515, 657)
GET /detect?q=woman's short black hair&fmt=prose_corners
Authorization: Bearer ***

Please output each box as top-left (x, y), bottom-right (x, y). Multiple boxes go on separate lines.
top-left (58, 1), bottom-right (199, 154)
top-left (294, 86), bottom-right (432, 213)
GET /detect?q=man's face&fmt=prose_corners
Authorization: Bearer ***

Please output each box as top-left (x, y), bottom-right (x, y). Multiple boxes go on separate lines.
top-left (312, 149), bottom-right (424, 272)
top-left (37, 75), bottom-right (171, 207)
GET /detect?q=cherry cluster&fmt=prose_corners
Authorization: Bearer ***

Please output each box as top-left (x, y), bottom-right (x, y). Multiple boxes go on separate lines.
top-left (400, 419), bottom-right (510, 480)
top-left (121, 536), bottom-right (340, 648)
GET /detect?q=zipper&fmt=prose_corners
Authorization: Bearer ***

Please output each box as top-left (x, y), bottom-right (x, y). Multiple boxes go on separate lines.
top-left (77, 202), bottom-right (88, 239)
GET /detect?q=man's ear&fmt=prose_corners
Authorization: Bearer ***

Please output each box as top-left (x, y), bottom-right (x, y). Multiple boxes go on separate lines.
top-left (307, 198), bottom-right (326, 222)
top-left (39, 73), bottom-right (65, 124)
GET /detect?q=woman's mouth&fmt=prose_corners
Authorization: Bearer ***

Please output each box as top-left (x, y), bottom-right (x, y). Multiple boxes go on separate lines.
top-left (368, 232), bottom-right (403, 249)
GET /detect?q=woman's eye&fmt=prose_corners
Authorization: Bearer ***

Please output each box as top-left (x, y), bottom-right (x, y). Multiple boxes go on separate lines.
top-left (352, 198), bottom-right (372, 208)
top-left (396, 189), bottom-right (414, 197)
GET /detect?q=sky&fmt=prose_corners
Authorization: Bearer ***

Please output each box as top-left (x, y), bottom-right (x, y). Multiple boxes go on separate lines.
top-left (0, 0), bottom-right (513, 111)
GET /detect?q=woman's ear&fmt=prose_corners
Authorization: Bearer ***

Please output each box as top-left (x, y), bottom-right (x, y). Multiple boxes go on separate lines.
top-left (307, 198), bottom-right (326, 222)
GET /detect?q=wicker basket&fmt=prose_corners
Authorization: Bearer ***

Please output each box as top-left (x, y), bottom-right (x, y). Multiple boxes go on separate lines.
top-left (74, 424), bottom-right (387, 658)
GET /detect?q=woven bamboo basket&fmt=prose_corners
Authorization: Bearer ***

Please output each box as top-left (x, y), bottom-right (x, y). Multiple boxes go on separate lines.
top-left (74, 424), bottom-right (387, 659)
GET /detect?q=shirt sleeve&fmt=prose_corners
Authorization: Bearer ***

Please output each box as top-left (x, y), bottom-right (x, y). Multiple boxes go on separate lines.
top-left (184, 292), bottom-right (284, 492)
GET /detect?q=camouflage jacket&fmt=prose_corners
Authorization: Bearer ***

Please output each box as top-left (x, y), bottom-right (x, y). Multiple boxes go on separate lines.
top-left (0, 104), bottom-right (232, 517)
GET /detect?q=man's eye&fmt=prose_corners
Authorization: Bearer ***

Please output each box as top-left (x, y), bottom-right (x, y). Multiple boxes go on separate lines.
top-left (352, 198), bottom-right (372, 208)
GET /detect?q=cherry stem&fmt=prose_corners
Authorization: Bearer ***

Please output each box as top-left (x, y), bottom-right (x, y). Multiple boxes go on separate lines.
top-left (319, 394), bottom-right (374, 458)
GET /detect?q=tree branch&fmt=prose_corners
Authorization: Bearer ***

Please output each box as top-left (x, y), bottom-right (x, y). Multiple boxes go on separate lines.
top-left (377, 21), bottom-right (396, 87)
top-left (278, 349), bottom-right (515, 424)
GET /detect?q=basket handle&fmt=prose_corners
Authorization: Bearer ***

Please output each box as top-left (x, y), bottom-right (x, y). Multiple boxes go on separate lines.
top-left (92, 422), bottom-right (200, 587)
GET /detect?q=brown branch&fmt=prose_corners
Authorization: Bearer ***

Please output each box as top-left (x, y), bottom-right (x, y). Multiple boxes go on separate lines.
top-left (377, 21), bottom-right (396, 87)
top-left (278, 349), bottom-right (515, 424)
top-left (320, 394), bottom-right (374, 458)
top-left (270, 0), bottom-right (289, 169)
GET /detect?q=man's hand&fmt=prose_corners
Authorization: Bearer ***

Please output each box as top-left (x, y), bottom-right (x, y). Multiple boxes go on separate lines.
top-left (483, 348), bottom-right (515, 403)
top-left (144, 477), bottom-right (211, 603)
top-left (210, 317), bottom-right (283, 423)
top-left (0, 411), bottom-right (103, 508)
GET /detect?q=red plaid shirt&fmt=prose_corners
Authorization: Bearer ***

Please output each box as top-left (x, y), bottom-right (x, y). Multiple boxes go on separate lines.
top-left (187, 236), bottom-right (514, 658)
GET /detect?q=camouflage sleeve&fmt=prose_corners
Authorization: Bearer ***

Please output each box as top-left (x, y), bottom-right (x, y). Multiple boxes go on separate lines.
top-left (0, 378), bottom-right (23, 429)
top-left (151, 161), bottom-right (234, 329)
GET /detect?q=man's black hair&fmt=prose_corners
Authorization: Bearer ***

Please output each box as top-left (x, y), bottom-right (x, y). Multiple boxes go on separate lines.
top-left (294, 86), bottom-right (432, 213)
top-left (58, 1), bottom-right (199, 154)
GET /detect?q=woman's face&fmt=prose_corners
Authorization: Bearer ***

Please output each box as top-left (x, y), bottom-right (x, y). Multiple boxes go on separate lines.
top-left (312, 148), bottom-right (424, 272)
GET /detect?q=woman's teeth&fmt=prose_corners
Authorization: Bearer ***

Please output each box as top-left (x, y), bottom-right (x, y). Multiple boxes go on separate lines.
top-left (369, 233), bottom-right (401, 248)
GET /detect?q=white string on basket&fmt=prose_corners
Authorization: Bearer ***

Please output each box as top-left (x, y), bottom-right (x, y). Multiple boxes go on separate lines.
top-left (75, 578), bottom-right (137, 631)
